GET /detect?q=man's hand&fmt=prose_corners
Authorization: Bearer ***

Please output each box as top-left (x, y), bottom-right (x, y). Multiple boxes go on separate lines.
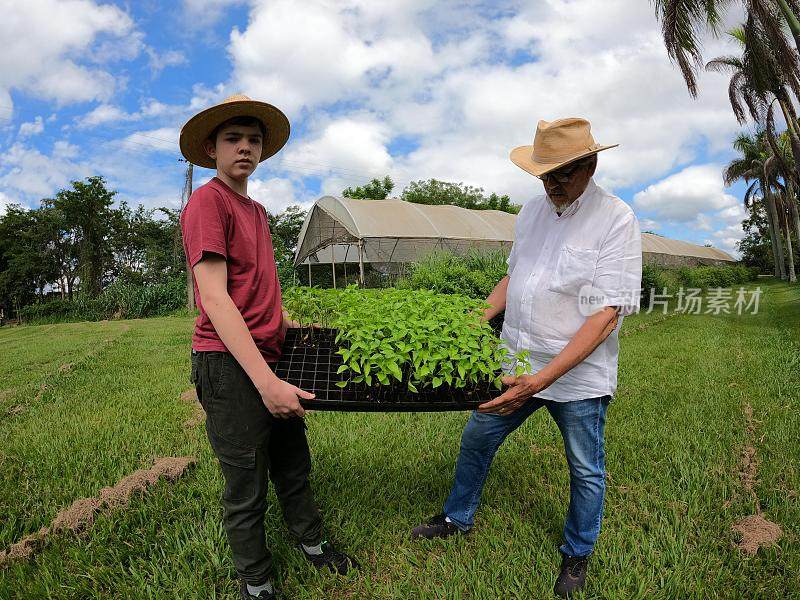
top-left (259, 378), bottom-right (314, 419)
top-left (478, 374), bottom-right (546, 415)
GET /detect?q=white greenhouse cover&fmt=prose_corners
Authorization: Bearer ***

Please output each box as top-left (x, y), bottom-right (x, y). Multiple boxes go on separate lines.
top-left (294, 196), bottom-right (735, 266)
top-left (295, 196), bottom-right (516, 266)
top-left (641, 233), bottom-right (734, 262)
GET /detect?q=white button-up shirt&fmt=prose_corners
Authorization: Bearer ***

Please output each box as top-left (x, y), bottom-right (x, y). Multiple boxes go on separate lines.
top-left (502, 179), bottom-right (642, 402)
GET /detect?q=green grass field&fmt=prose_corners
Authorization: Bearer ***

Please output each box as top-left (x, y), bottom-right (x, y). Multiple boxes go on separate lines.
top-left (1, 280), bottom-right (797, 598)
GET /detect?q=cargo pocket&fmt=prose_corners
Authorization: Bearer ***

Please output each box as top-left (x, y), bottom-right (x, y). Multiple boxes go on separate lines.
top-left (204, 352), bottom-right (270, 448)
top-left (208, 429), bottom-right (257, 501)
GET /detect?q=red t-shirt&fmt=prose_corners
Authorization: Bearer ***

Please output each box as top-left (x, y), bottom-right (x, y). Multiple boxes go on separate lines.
top-left (181, 177), bottom-right (284, 362)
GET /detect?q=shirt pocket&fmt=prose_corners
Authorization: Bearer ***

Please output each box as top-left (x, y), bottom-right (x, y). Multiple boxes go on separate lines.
top-left (549, 245), bottom-right (599, 296)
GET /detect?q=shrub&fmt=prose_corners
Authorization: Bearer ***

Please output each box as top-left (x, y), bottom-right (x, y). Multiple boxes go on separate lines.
top-left (19, 278), bottom-right (187, 324)
top-left (641, 264), bottom-right (669, 301)
top-left (639, 263), bottom-right (756, 303)
top-left (396, 250), bottom-right (508, 298)
top-left (675, 265), bottom-right (753, 289)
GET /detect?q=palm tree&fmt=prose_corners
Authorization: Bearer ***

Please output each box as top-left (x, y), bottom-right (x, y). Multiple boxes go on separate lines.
top-left (653, 0), bottom-right (800, 96)
top-left (724, 132), bottom-right (787, 278)
top-left (707, 24), bottom-right (800, 245)
top-left (656, 2), bottom-right (800, 280)
top-left (758, 136), bottom-right (798, 281)
top-left (767, 131), bottom-right (800, 280)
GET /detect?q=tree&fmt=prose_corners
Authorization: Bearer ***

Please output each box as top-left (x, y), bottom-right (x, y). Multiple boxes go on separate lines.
top-left (738, 199), bottom-right (776, 271)
top-left (401, 179), bottom-right (521, 213)
top-left (342, 176), bottom-right (395, 200)
top-left (38, 200), bottom-right (79, 299)
top-left (112, 203), bottom-right (183, 285)
top-left (0, 205), bottom-right (59, 316)
top-left (52, 176), bottom-right (117, 295)
top-left (724, 131), bottom-right (787, 278)
top-left (268, 205), bottom-right (307, 287)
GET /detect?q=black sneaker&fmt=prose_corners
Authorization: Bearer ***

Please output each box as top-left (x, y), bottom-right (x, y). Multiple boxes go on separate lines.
top-left (553, 553), bottom-right (589, 598)
top-left (239, 579), bottom-right (278, 600)
top-left (300, 541), bottom-right (359, 575)
top-left (410, 514), bottom-right (464, 540)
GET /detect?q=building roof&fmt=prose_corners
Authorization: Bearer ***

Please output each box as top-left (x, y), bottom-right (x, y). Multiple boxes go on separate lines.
top-left (295, 196), bottom-right (736, 265)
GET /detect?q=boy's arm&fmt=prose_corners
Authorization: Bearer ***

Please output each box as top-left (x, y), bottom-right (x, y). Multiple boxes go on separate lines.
top-left (193, 254), bottom-right (312, 418)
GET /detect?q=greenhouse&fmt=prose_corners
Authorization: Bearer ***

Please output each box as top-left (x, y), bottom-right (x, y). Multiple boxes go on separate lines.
top-left (294, 196), bottom-right (517, 285)
top-left (294, 196), bottom-right (735, 285)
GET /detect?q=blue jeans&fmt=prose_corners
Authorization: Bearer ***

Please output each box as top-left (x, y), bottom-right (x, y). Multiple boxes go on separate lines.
top-left (443, 395), bottom-right (611, 558)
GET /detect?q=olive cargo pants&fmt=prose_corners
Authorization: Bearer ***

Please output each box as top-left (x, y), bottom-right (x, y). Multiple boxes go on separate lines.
top-left (191, 350), bottom-right (323, 585)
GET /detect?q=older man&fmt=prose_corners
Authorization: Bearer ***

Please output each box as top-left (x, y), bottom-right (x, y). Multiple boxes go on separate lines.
top-left (412, 118), bottom-right (642, 597)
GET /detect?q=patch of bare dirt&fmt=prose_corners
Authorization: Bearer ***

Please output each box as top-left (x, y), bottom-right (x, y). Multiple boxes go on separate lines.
top-left (51, 497), bottom-right (101, 532)
top-left (732, 514), bottom-right (783, 555)
top-left (5, 404), bottom-right (25, 416)
top-left (0, 527), bottom-right (49, 563)
top-left (0, 456), bottom-right (196, 568)
top-left (180, 388), bottom-right (197, 403)
top-left (58, 363), bottom-right (72, 373)
top-left (180, 388), bottom-right (205, 429)
top-left (738, 403), bottom-right (760, 497)
top-left (730, 402), bottom-right (782, 555)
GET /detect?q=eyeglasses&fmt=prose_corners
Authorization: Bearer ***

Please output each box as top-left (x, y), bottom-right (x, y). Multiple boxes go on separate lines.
top-left (537, 162), bottom-right (585, 184)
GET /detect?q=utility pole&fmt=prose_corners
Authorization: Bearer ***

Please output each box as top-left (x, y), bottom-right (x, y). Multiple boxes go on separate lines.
top-left (178, 160), bottom-right (195, 311)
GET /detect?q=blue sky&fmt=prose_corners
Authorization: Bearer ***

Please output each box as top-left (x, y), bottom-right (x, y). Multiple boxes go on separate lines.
top-left (0, 0), bottom-right (752, 255)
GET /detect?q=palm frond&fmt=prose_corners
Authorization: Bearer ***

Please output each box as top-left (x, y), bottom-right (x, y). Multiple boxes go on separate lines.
top-left (655, 0), bottom-right (708, 96)
top-left (705, 55), bottom-right (744, 73)
top-left (743, 180), bottom-right (761, 209)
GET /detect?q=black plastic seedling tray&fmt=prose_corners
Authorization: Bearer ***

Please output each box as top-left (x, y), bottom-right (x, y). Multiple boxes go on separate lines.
top-left (274, 328), bottom-right (501, 412)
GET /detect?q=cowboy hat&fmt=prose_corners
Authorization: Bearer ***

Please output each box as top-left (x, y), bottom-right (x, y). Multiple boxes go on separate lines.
top-left (179, 94), bottom-right (290, 168)
top-left (510, 118), bottom-right (618, 177)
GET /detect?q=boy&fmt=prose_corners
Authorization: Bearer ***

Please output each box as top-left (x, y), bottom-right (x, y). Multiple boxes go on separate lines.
top-left (180, 94), bottom-right (358, 600)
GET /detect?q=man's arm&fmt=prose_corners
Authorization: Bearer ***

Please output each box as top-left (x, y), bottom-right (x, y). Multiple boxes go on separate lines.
top-left (482, 276), bottom-right (509, 321)
top-left (193, 254), bottom-right (312, 418)
top-left (478, 306), bottom-right (619, 414)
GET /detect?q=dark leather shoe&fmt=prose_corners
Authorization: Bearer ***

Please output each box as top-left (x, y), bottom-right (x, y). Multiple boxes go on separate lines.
top-left (553, 553), bottom-right (589, 597)
top-left (411, 514), bottom-right (465, 540)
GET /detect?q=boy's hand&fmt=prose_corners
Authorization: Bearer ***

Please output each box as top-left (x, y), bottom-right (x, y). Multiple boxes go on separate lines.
top-left (259, 378), bottom-right (313, 418)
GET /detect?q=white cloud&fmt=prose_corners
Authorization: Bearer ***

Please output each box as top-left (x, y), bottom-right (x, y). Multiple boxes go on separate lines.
top-left (0, 0), bottom-right (135, 109)
top-left (146, 48), bottom-right (188, 74)
top-left (224, 0), bottom-right (743, 205)
top-left (283, 117), bottom-right (393, 180)
top-left (640, 218), bottom-right (662, 231)
top-left (633, 164), bottom-right (747, 257)
top-left (633, 165), bottom-right (739, 221)
top-left (76, 104), bottom-right (138, 128)
top-left (75, 99), bottom-right (188, 129)
top-left (18, 116), bottom-right (44, 138)
top-left (121, 127), bottom-right (180, 153)
top-left (183, 0), bottom-right (246, 25)
top-left (0, 141), bottom-right (89, 199)
top-left (0, 190), bottom-right (15, 215)
top-left (248, 177), bottom-right (312, 213)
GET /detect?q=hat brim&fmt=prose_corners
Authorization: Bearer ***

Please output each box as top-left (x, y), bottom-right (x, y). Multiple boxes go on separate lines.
top-left (179, 99), bottom-right (290, 169)
top-left (509, 143), bottom-right (619, 177)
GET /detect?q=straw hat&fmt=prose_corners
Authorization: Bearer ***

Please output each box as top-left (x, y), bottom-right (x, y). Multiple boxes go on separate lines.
top-left (510, 118), bottom-right (618, 177)
top-left (179, 94), bottom-right (290, 168)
